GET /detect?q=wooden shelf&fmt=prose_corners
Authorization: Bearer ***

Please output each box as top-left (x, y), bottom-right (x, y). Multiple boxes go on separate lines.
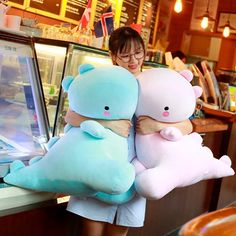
top-left (192, 118), bottom-right (229, 133)
top-left (203, 106), bottom-right (236, 123)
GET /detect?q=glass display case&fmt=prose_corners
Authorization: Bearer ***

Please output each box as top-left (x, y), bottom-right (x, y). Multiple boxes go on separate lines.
top-left (0, 30), bottom-right (50, 178)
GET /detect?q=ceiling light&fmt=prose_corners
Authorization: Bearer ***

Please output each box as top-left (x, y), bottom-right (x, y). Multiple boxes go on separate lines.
top-left (219, 17), bottom-right (236, 38)
top-left (201, 16), bottom-right (209, 29)
top-left (174, 0), bottom-right (183, 13)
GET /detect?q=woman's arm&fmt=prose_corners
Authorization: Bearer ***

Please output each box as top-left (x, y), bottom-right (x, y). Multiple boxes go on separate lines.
top-left (98, 119), bottom-right (132, 138)
top-left (65, 109), bottom-right (132, 137)
top-left (65, 109), bottom-right (87, 126)
top-left (136, 116), bottom-right (193, 135)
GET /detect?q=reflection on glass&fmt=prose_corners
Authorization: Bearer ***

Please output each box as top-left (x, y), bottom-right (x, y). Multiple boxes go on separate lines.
top-left (34, 43), bottom-right (67, 131)
top-left (0, 40), bottom-right (48, 163)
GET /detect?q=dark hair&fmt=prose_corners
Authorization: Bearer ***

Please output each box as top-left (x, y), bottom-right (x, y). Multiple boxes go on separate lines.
top-left (171, 50), bottom-right (186, 60)
top-left (109, 27), bottom-right (145, 56)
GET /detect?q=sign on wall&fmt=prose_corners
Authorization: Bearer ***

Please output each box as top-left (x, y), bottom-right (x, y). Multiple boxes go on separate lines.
top-left (65, 0), bottom-right (88, 21)
top-left (120, 0), bottom-right (140, 27)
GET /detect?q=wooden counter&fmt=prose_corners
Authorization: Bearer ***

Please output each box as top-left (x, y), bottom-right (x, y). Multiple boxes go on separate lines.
top-left (195, 108), bottom-right (236, 212)
top-left (191, 117), bottom-right (229, 133)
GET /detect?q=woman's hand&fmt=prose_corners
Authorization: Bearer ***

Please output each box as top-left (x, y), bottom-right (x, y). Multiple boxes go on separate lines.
top-left (99, 119), bottom-right (132, 138)
top-left (136, 116), bottom-right (193, 135)
top-left (65, 109), bottom-right (132, 137)
top-left (65, 109), bottom-right (87, 126)
top-left (136, 116), bottom-right (163, 134)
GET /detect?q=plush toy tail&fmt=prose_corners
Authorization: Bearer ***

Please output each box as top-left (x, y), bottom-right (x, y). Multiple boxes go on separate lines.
top-left (220, 155), bottom-right (232, 167)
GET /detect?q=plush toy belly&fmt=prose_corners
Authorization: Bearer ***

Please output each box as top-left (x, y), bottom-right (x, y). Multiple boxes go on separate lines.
top-left (4, 127), bottom-right (135, 198)
top-left (135, 132), bottom-right (234, 200)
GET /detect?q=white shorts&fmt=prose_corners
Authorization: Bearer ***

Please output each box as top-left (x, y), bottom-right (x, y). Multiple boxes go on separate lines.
top-left (67, 195), bottom-right (146, 227)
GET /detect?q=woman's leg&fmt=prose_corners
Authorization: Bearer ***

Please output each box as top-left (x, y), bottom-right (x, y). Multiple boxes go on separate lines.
top-left (82, 218), bottom-right (106, 236)
top-left (104, 223), bottom-right (129, 236)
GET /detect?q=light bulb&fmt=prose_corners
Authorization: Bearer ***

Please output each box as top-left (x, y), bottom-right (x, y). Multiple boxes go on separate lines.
top-left (201, 16), bottom-right (208, 29)
top-left (223, 26), bottom-right (230, 37)
top-left (174, 0), bottom-right (182, 13)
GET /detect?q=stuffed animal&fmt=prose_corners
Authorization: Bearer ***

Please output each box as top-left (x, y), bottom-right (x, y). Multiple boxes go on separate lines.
top-left (4, 64), bottom-right (138, 204)
top-left (132, 68), bottom-right (234, 200)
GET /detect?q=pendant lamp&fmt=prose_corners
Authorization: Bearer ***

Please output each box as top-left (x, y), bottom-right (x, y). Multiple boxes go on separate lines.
top-left (218, 13), bottom-right (236, 37)
top-left (195, 0), bottom-right (215, 29)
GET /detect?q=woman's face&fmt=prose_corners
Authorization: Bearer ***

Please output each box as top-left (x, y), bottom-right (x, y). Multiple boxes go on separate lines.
top-left (111, 41), bottom-right (144, 76)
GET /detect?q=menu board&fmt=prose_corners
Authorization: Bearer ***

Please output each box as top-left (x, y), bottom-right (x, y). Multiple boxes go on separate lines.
top-left (141, 0), bottom-right (159, 43)
top-left (120, 0), bottom-right (140, 27)
top-left (65, 0), bottom-right (87, 21)
top-left (94, 0), bottom-right (116, 25)
top-left (9, 0), bottom-right (24, 4)
top-left (29, 0), bottom-right (62, 15)
top-left (94, 0), bottom-right (109, 24)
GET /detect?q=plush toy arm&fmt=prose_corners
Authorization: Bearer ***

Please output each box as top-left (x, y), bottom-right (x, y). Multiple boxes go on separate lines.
top-left (29, 156), bottom-right (43, 165)
top-left (47, 136), bottom-right (60, 149)
top-left (131, 157), bottom-right (146, 175)
top-left (9, 160), bottom-right (25, 172)
top-left (160, 126), bottom-right (183, 141)
top-left (64, 124), bottom-right (73, 133)
top-left (80, 120), bottom-right (107, 139)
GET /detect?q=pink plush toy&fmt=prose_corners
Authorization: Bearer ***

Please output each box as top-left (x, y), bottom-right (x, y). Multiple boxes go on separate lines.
top-left (133, 68), bottom-right (234, 200)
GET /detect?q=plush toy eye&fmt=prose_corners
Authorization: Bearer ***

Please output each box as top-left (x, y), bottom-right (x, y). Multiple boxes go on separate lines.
top-left (104, 106), bottom-right (110, 110)
top-left (164, 106), bottom-right (169, 111)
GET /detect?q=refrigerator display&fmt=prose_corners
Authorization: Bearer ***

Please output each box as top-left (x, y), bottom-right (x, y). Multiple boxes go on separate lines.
top-left (0, 31), bottom-right (49, 172)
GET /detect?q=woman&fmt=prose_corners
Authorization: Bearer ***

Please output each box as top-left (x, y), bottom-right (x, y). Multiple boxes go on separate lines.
top-left (66, 27), bottom-right (192, 236)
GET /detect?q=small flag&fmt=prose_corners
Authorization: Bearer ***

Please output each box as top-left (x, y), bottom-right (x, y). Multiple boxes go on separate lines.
top-left (94, 5), bottom-right (114, 38)
top-left (78, 0), bottom-right (92, 30)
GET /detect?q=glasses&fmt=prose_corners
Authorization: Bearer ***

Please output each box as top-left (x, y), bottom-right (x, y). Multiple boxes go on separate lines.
top-left (117, 50), bottom-right (145, 63)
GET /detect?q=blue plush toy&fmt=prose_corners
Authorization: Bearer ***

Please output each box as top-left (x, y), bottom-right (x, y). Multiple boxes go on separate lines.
top-left (4, 64), bottom-right (138, 204)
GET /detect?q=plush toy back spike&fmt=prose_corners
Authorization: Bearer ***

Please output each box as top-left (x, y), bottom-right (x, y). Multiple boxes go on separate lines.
top-left (133, 68), bottom-right (234, 200)
top-left (4, 64), bottom-right (138, 204)
top-left (79, 64), bottom-right (95, 74)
